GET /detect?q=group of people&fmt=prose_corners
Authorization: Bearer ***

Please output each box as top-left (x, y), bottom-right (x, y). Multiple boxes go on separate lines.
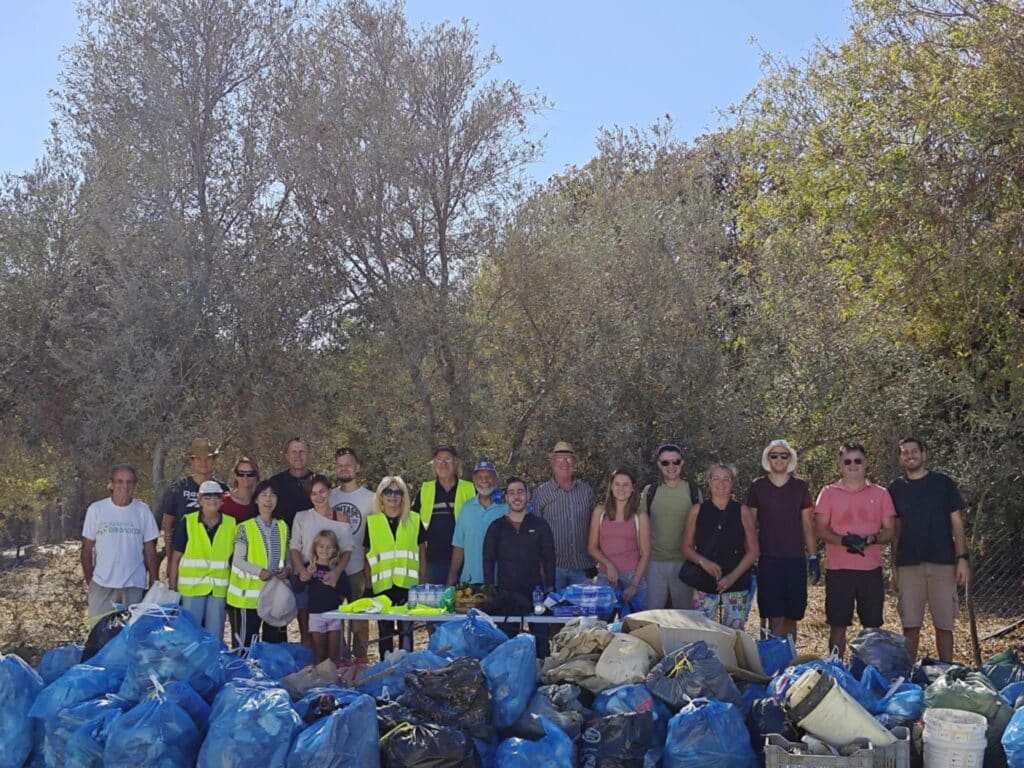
top-left (80, 434), bottom-right (971, 663)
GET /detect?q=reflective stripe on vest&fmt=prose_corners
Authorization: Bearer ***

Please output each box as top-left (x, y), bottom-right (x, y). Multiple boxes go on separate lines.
top-left (226, 517), bottom-right (288, 609)
top-left (178, 513), bottom-right (236, 598)
top-left (418, 479), bottom-right (475, 529)
top-left (366, 512), bottom-right (420, 592)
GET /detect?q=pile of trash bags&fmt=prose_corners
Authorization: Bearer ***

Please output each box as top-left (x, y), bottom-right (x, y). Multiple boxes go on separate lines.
top-left (6, 602), bottom-right (1024, 768)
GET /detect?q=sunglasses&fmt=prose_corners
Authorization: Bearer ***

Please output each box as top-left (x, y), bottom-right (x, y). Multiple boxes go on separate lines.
top-left (382, 488), bottom-right (404, 498)
top-left (659, 459), bottom-right (683, 467)
top-left (768, 453), bottom-right (790, 460)
top-left (842, 457), bottom-right (865, 465)
top-left (235, 470), bottom-right (257, 478)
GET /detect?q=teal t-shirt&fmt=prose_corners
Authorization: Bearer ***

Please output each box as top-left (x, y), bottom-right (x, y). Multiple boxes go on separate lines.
top-left (452, 497), bottom-right (509, 582)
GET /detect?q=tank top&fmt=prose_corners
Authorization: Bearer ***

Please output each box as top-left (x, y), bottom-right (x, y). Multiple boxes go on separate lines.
top-left (597, 515), bottom-right (641, 574)
top-left (692, 499), bottom-right (751, 591)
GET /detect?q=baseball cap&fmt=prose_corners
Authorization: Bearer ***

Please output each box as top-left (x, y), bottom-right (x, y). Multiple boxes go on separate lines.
top-left (198, 480), bottom-right (224, 496)
top-left (472, 460), bottom-right (497, 474)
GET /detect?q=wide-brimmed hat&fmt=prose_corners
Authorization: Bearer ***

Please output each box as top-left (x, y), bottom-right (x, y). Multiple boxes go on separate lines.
top-left (190, 438), bottom-right (219, 458)
top-left (761, 439), bottom-right (798, 473)
top-left (549, 441), bottom-right (575, 455)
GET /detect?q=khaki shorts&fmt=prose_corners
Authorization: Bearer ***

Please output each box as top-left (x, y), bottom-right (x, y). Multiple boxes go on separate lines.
top-left (897, 563), bottom-right (958, 631)
top-left (87, 580), bottom-right (144, 622)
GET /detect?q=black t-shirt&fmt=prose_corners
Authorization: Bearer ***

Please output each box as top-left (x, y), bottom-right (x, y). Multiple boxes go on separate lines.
top-left (172, 516), bottom-right (224, 553)
top-left (268, 470), bottom-right (315, 530)
top-left (412, 482), bottom-right (457, 568)
top-left (159, 476), bottom-right (229, 522)
top-left (888, 471), bottom-right (965, 566)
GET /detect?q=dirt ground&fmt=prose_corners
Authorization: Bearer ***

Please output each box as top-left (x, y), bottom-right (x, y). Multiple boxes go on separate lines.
top-left (2, 542), bottom-right (1021, 668)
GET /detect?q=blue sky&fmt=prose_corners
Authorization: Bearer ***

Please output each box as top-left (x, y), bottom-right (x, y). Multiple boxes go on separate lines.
top-left (1, 1), bottom-right (851, 182)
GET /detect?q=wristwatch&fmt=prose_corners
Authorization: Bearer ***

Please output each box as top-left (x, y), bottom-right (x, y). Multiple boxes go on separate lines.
top-left (956, 553), bottom-right (970, 561)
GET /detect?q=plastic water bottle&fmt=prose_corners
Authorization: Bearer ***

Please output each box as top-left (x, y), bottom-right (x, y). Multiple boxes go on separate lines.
top-left (408, 585), bottom-right (420, 609)
top-left (426, 584), bottom-right (438, 608)
top-left (533, 586), bottom-right (544, 615)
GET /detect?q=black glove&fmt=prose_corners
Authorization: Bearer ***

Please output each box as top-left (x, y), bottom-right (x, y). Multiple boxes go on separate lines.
top-left (841, 533), bottom-right (867, 556)
top-left (808, 555), bottom-right (821, 584)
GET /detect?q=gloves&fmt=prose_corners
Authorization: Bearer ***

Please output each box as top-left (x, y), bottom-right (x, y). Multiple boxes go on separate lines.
top-left (841, 533), bottom-right (867, 556)
top-left (808, 555), bottom-right (821, 584)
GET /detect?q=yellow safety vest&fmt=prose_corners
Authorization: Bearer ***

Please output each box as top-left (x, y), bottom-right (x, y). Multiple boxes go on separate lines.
top-left (366, 512), bottom-right (421, 592)
top-left (178, 512), bottom-right (237, 598)
top-left (226, 517), bottom-right (288, 609)
top-left (418, 479), bottom-right (475, 529)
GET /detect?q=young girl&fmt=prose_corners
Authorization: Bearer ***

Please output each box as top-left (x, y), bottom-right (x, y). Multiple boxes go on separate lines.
top-left (298, 530), bottom-right (351, 663)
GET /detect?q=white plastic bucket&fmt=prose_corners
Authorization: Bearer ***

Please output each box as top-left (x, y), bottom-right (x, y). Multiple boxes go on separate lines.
top-left (785, 668), bottom-right (897, 748)
top-left (922, 708), bottom-right (987, 768)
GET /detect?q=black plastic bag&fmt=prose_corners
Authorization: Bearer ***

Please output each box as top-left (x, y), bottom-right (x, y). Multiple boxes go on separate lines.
top-left (745, 697), bottom-right (797, 754)
top-left (81, 610), bottom-right (131, 663)
top-left (578, 712), bottom-right (654, 768)
top-left (911, 656), bottom-right (955, 686)
top-left (399, 657), bottom-right (492, 736)
top-left (646, 641), bottom-right (743, 709)
top-left (509, 690), bottom-right (584, 740)
top-left (376, 699), bottom-right (422, 738)
top-left (382, 722), bottom-right (482, 768)
top-left (849, 628), bottom-right (913, 684)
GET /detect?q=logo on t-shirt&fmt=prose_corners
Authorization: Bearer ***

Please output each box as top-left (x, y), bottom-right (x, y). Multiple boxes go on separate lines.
top-left (331, 502), bottom-right (362, 535)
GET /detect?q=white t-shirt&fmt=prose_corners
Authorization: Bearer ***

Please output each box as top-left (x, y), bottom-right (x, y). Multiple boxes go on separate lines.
top-left (328, 486), bottom-right (375, 574)
top-left (82, 497), bottom-right (159, 589)
top-left (290, 508), bottom-right (356, 573)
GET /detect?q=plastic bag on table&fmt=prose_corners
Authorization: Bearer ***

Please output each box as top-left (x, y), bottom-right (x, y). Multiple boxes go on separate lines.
top-left (118, 605), bottom-right (224, 702)
top-left (495, 715), bottom-right (576, 767)
top-left (287, 693), bottom-right (379, 768)
top-left (481, 634), bottom-right (537, 728)
top-left (399, 657), bottom-right (492, 736)
top-left (662, 698), bottom-right (757, 768)
top-left (428, 609), bottom-right (508, 660)
top-left (559, 583), bottom-right (618, 617)
top-left (103, 695), bottom-right (200, 767)
top-left (30, 665), bottom-right (126, 723)
top-left (578, 711), bottom-right (655, 768)
top-left (982, 650), bottom-right (1024, 691)
top-left (258, 577), bottom-right (298, 627)
top-left (199, 681), bottom-right (302, 768)
top-left (0, 653), bottom-right (45, 768)
top-left (1002, 706), bottom-right (1024, 767)
top-left (646, 641), bottom-right (743, 710)
top-left (246, 641), bottom-right (303, 681)
top-left (355, 650), bottom-right (448, 699)
top-left (44, 694), bottom-right (131, 767)
top-left (849, 628), bottom-right (913, 684)
top-left (756, 634), bottom-right (795, 677)
top-left (38, 644), bottom-right (84, 684)
top-left (82, 611), bottom-right (131, 663)
top-left (594, 634), bottom-right (657, 686)
top-left (593, 683), bottom-right (672, 746)
top-left (745, 697), bottom-right (796, 754)
top-left (382, 722), bottom-right (480, 768)
top-left (65, 708), bottom-right (122, 768)
top-left (160, 681), bottom-right (211, 732)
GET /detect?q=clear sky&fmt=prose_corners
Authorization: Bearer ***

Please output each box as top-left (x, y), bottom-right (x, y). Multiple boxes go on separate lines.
top-left (0, 1), bottom-right (851, 183)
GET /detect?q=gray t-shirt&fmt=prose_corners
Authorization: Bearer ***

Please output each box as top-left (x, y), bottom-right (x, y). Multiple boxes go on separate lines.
top-left (328, 485), bottom-right (375, 574)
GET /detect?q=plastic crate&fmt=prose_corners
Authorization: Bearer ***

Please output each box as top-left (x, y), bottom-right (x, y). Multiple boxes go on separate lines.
top-left (764, 726), bottom-right (910, 768)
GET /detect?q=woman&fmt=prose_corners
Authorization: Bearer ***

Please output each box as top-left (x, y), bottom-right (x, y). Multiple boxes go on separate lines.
top-left (680, 463), bottom-right (759, 629)
top-left (168, 480), bottom-right (236, 639)
top-left (290, 474), bottom-right (355, 649)
top-left (226, 479), bottom-right (291, 647)
top-left (221, 456), bottom-right (259, 523)
top-left (363, 476), bottom-right (425, 656)
top-left (588, 468), bottom-right (651, 611)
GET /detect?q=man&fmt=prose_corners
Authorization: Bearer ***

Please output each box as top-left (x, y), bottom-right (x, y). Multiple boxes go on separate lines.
top-left (412, 445), bottom-right (475, 585)
top-left (447, 460), bottom-right (508, 585)
top-left (328, 446), bottom-right (376, 660)
top-left (482, 477), bottom-right (556, 655)
top-left (532, 441), bottom-right (598, 590)
top-left (82, 464), bottom-right (160, 620)
top-left (815, 442), bottom-right (896, 658)
top-left (745, 438), bottom-right (817, 642)
top-left (888, 437), bottom-right (970, 662)
top-left (639, 442), bottom-right (701, 609)
top-left (269, 436), bottom-right (316, 530)
top-left (159, 437), bottom-right (228, 557)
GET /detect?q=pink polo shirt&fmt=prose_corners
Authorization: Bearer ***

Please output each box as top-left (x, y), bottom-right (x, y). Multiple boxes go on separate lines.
top-left (815, 481), bottom-right (895, 571)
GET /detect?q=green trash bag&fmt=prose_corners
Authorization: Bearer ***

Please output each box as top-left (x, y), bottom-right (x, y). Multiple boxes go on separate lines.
top-left (925, 668), bottom-right (1011, 768)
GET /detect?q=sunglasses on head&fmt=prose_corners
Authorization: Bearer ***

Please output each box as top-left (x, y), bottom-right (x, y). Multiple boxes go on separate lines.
top-left (768, 453), bottom-right (790, 460)
top-left (382, 488), bottom-right (404, 497)
top-left (659, 459), bottom-right (683, 467)
top-left (843, 457), bottom-right (865, 465)
top-left (235, 470), bottom-right (257, 477)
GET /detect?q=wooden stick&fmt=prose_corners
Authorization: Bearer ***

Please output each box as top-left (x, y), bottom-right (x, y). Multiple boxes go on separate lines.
top-left (980, 617), bottom-right (1024, 642)
top-left (966, 579), bottom-right (982, 667)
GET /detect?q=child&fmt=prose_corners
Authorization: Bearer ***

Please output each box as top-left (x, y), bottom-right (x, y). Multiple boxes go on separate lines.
top-left (298, 530), bottom-right (352, 663)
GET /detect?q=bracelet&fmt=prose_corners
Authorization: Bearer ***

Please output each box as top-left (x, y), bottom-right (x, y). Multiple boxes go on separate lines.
top-left (957, 553), bottom-right (969, 561)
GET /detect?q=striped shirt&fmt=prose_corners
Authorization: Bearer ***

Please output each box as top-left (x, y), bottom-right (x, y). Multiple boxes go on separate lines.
top-left (532, 478), bottom-right (598, 570)
top-left (233, 516), bottom-right (285, 575)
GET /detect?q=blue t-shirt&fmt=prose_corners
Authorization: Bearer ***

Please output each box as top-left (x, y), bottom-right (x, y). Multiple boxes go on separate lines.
top-left (451, 497), bottom-right (508, 583)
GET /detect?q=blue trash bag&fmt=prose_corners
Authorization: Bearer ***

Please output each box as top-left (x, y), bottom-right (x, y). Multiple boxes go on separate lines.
top-left (481, 634), bottom-right (537, 728)
top-left (769, 659), bottom-right (880, 713)
top-left (280, 642), bottom-right (315, 669)
top-left (1002, 706), bottom-right (1024, 766)
top-left (1001, 681), bottom-right (1024, 709)
top-left (219, 650), bottom-right (274, 684)
top-left (739, 683), bottom-right (770, 715)
top-left (29, 664), bottom-right (126, 724)
top-left (103, 695), bottom-right (200, 767)
top-left (65, 708), bottom-right (123, 768)
top-left (198, 681), bottom-right (302, 768)
top-left (646, 641), bottom-right (744, 710)
top-left (293, 686), bottom-right (365, 722)
top-left (593, 683), bottom-right (673, 746)
top-left (118, 605), bottom-right (225, 702)
top-left (429, 609), bottom-right (508, 660)
top-left (757, 635), bottom-right (795, 677)
top-left (44, 695), bottom-right (131, 767)
top-left (355, 651), bottom-right (449, 699)
top-left (89, 631), bottom-right (131, 672)
top-left (495, 715), bottom-right (576, 767)
top-left (849, 628), bottom-right (913, 684)
top-left (161, 681), bottom-right (211, 732)
top-left (38, 644), bottom-right (84, 684)
top-left (246, 641), bottom-right (302, 681)
top-left (287, 693), bottom-right (379, 767)
top-left (874, 683), bottom-right (924, 728)
top-left (663, 698), bottom-right (758, 768)
top-left (982, 650), bottom-right (1024, 691)
top-left (0, 653), bottom-right (45, 768)
top-left (474, 736), bottom-right (497, 768)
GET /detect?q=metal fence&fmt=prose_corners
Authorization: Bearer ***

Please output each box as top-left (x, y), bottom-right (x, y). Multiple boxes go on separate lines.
top-left (965, 501), bottom-right (1024, 663)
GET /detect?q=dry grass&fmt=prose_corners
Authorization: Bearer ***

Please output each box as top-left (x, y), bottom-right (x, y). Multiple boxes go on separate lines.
top-left (2, 542), bottom-right (1021, 668)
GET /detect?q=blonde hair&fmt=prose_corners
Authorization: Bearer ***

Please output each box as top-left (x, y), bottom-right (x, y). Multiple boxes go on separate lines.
top-left (374, 475), bottom-right (412, 522)
top-left (230, 455), bottom-right (261, 491)
top-left (309, 529), bottom-right (341, 569)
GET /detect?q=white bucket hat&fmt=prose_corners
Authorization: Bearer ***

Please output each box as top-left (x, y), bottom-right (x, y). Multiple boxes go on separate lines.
top-left (761, 439), bottom-right (798, 473)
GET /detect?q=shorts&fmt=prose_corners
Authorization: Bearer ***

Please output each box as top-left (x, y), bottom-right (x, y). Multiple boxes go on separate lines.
top-left (692, 589), bottom-right (751, 630)
top-left (308, 612), bottom-right (342, 633)
top-left (825, 568), bottom-right (883, 628)
top-left (87, 581), bottom-right (145, 620)
top-left (897, 563), bottom-right (958, 631)
top-left (757, 556), bottom-right (808, 621)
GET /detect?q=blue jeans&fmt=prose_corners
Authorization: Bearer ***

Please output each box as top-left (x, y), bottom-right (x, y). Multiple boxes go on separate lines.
top-left (181, 594), bottom-right (227, 641)
top-left (555, 568), bottom-right (589, 591)
top-left (425, 560), bottom-right (450, 586)
top-left (595, 570), bottom-right (648, 613)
